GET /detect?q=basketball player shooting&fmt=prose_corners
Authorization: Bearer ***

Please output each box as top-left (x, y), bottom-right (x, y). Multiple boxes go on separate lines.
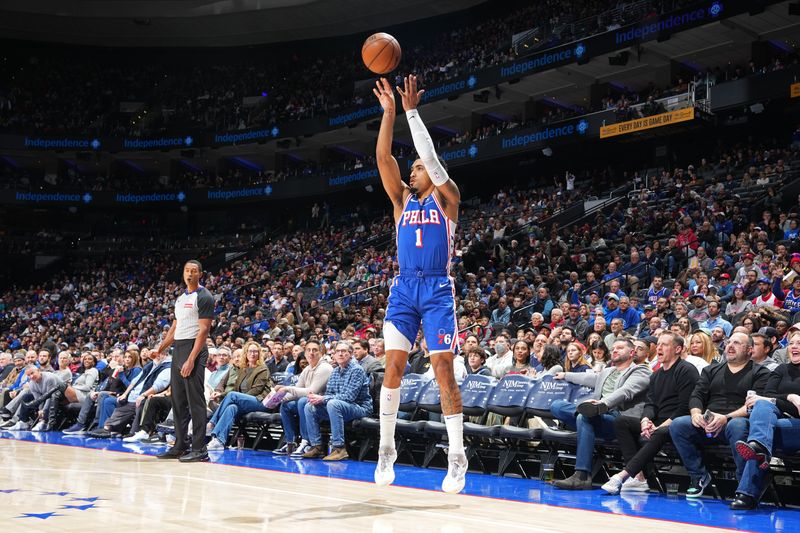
top-left (372, 75), bottom-right (466, 494)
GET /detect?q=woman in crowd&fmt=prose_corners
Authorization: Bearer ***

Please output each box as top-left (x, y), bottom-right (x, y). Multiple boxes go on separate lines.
top-left (564, 342), bottom-right (591, 373)
top-left (539, 345), bottom-right (565, 376)
top-left (739, 314), bottom-right (763, 334)
top-left (206, 341), bottom-right (272, 449)
top-left (64, 353), bottom-right (99, 404)
top-left (503, 340), bottom-right (532, 375)
top-left (589, 340), bottom-right (609, 371)
top-left (287, 353), bottom-right (309, 383)
top-left (731, 330), bottom-right (800, 510)
top-left (55, 352), bottom-right (73, 385)
top-left (687, 330), bottom-right (719, 364)
top-left (726, 285), bottom-right (753, 317)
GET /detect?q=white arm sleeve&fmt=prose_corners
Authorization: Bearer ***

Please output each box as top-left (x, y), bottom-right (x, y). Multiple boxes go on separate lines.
top-left (406, 109), bottom-right (450, 186)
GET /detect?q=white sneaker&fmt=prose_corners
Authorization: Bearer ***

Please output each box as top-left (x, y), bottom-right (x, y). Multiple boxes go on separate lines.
top-left (0, 419), bottom-right (16, 429)
top-left (123, 430), bottom-right (149, 443)
top-left (621, 476), bottom-right (649, 492)
top-left (374, 447), bottom-right (397, 487)
top-left (290, 440), bottom-right (310, 458)
top-left (207, 437), bottom-right (225, 450)
top-left (31, 420), bottom-right (47, 432)
top-left (601, 473), bottom-right (625, 495)
top-left (441, 452), bottom-right (468, 494)
top-left (9, 421), bottom-right (30, 431)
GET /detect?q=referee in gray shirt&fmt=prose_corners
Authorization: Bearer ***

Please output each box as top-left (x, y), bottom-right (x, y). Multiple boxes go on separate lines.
top-left (155, 259), bottom-right (215, 462)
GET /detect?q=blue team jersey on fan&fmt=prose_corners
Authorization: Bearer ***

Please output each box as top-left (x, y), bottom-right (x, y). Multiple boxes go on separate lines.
top-left (396, 193), bottom-right (456, 273)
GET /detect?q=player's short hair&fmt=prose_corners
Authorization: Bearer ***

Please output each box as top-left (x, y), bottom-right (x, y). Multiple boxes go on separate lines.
top-left (185, 259), bottom-right (203, 272)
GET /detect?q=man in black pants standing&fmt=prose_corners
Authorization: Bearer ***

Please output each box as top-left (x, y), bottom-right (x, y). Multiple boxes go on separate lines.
top-left (155, 260), bottom-right (215, 462)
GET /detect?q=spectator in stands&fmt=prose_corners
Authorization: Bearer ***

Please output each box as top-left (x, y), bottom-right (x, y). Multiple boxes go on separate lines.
top-left (739, 315), bottom-right (763, 334)
top-left (530, 287), bottom-right (555, 321)
top-left (485, 334), bottom-right (512, 379)
top-left (749, 333), bottom-right (780, 372)
top-left (631, 338), bottom-right (653, 367)
top-left (353, 338), bottom-right (382, 374)
top-left (7, 365), bottom-right (67, 431)
top-left (669, 331), bottom-right (771, 498)
top-left (64, 353), bottom-right (100, 406)
top-left (700, 300), bottom-right (732, 337)
top-left (0, 353), bottom-right (13, 382)
top-left (602, 332), bottom-right (699, 494)
top-left (266, 342), bottom-right (290, 374)
top-left (206, 341), bottom-right (273, 449)
top-left (208, 349), bottom-right (243, 411)
top-left (63, 349), bottom-right (141, 434)
top-left (0, 353), bottom-right (27, 414)
top-left (37, 350), bottom-right (54, 372)
top-left (538, 345), bottom-right (564, 377)
top-left (731, 330), bottom-right (800, 510)
top-left (550, 338), bottom-right (650, 490)
top-left (564, 304), bottom-right (588, 342)
top-left (604, 318), bottom-right (628, 350)
top-left (607, 296), bottom-right (641, 333)
top-left (465, 346), bottom-right (492, 376)
top-left (490, 297), bottom-right (511, 331)
top-left (727, 285), bottom-right (754, 317)
top-left (687, 330), bottom-right (720, 365)
top-left (563, 342), bottom-right (591, 373)
top-left (273, 340), bottom-right (332, 457)
top-left (301, 341), bottom-right (372, 461)
top-left (589, 341), bottom-right (610, 371)
top-left (687, 294), bottom-right (710, 322)
top-left (501, 340), bottom-right (533, 376)
top-left (207, 347), bottom-right (231, 391)
top-left (91, 349), bottom-right (171, 438)
top-left (54, 352), bottom-right (72, 384)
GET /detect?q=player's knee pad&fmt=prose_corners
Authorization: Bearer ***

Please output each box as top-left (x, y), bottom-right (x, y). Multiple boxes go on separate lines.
top-left (383, 321), bottom-right (413, 353)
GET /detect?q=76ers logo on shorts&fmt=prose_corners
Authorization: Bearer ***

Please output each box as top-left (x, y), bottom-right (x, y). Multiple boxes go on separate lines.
top-left (437, 328), bottom-right (452, 347)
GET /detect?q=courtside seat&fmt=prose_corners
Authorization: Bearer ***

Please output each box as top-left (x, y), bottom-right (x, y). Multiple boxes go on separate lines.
top-left (236, 411), bottom-right (282, 450)
top-left (357, 373), bottom-right (426, 461)
top-left (423, 375), bottom-right (498, 470)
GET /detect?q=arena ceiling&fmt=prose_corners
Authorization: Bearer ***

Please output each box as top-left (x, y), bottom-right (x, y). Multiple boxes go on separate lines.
top-left (0, 0), bottom-right (485, 47)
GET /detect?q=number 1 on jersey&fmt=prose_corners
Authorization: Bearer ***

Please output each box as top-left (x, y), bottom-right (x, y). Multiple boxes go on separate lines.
top-left (415, 228), bottom-right (423, 248)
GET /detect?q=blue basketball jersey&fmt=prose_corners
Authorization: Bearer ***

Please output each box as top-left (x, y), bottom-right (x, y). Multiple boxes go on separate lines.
top-left (396, 192), bottom-right (456, 274)
top-left (784, 290), bottom-right (800, 313)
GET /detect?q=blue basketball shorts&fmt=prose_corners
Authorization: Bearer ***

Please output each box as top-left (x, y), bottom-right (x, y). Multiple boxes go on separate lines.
top-left (384, 274), bottom-right (460, 354)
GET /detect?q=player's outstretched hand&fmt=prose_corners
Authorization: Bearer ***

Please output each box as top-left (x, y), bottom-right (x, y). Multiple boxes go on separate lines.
top-left (396, 74), bottom-right (425, 112)
top-left (373, 78), bottom-right (396, 114)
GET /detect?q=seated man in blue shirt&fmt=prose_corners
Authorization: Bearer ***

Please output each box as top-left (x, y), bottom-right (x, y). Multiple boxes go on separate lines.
top-left (302, 341), bottom-right (373, 461)
top-left (606, 296), bottom-right (641, 334)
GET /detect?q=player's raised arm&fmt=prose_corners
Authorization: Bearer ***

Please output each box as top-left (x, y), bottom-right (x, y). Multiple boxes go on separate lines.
top-left (397, 74), bottom-right (460, 216)
top-left (373, 78), bottom-right (407, 213)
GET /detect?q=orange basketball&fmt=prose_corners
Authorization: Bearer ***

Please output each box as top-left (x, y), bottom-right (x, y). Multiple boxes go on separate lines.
top-left (362, 32), bottom-right (402, 75)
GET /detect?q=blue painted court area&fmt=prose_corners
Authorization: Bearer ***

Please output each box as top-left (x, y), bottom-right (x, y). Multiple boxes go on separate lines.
top-left (2, 430), bottom-right (798, 532)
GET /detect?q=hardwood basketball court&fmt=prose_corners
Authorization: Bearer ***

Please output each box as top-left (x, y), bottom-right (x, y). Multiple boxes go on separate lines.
top-left (1, 433), bottom-right (792, 532)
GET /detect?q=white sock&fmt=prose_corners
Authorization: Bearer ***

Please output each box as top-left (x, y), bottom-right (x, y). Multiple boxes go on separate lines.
top-left (379, 386), bottom-right (400, 450)
top-left (443, 413), bottom-right (465, 456)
